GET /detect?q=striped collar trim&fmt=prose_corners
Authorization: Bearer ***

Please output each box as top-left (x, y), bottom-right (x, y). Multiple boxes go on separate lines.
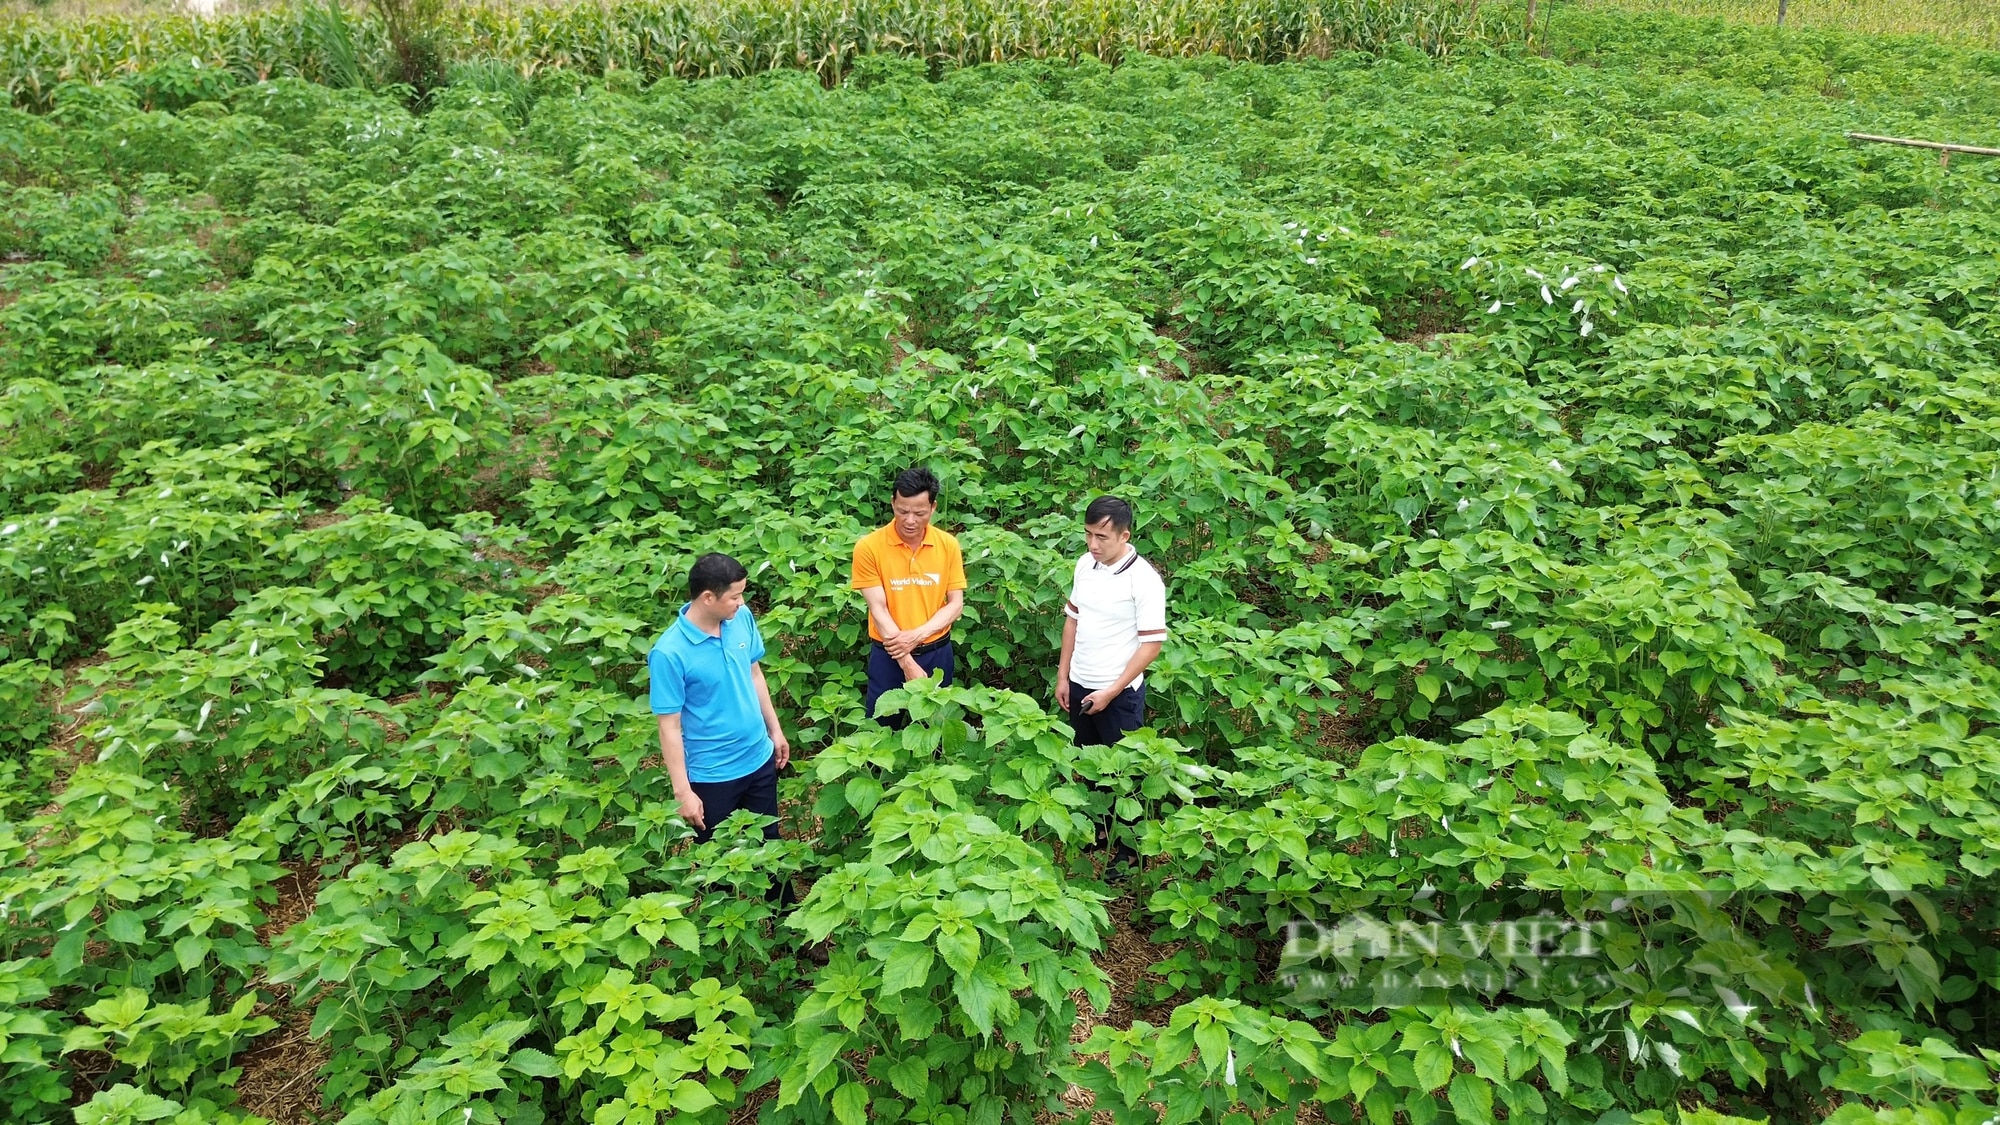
top-left (1093, 549), bottom-right (1142, 574)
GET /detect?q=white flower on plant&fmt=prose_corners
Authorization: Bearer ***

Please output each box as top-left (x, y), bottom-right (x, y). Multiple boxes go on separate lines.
top-left (1457, 498), bottom-right (1471, 512)
top-left (1305, 257), bottom-right (1317, 265)
top-left (1067, 424), bottom-right (1086, 437)
top-left (1525, 267), bottom-right (1544, 279)
top-left (1541, 285), bottom-right (1554, 304)
top-left (1573, 299), bottom-right (1586, 313)
top-left (1613, 276), bottom-right (1628, 293)
top-left (1549, 459), bottom-right (1564, 472)
top-left (1461, 256), bottom-right (1479, 270)
top-left (0, 524), bottom-right (15, 536)
top-left (1488, 299), bottom-right (1503, 313)
top-left (136, 575), bottom-right (154, 586)
top-left (1560, 275), bottom-right (1580, 291)
top-left (1581, 319), bottom-right (1594, 337)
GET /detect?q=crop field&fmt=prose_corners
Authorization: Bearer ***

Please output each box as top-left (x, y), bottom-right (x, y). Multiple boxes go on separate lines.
top-left (0, 0), bottom-right (1496, 110)
top-left (4, 7), bottom-right (2000, 1125)
top-left (1574, 0), bottom-right (2000, 49)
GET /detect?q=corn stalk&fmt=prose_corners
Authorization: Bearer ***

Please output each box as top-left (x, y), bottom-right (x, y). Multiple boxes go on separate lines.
top-left (0, 0), bottom-right (1500, 108)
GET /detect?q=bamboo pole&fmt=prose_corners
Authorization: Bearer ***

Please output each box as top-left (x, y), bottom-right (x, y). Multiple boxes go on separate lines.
top-left (1845, 132), bottom-right (2000, 158)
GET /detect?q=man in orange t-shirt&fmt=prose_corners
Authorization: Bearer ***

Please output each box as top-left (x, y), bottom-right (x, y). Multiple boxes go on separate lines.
top-left (851, 467), bottom-right (967, 726)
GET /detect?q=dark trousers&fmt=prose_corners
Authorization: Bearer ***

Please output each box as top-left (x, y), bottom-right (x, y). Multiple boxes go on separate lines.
top-left (1070, 681), bottom-right (1146, 862)
top-left (865, 641), bottom-right (955, 729)
top-left (1068, 681), bottom-right (1146, 747)
top-left (689, 755), bottom-right (793, 905)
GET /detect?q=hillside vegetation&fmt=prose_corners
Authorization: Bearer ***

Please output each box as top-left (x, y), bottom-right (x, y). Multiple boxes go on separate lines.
top-left (3, 9), bottom-right (2000, 1125)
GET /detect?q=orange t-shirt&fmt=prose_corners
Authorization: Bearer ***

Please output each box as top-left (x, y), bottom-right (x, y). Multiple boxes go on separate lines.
top-left (850, 523), bottom-right (968, 643)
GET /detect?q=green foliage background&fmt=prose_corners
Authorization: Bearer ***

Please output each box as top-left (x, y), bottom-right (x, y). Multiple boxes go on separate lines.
top-left (4, 10), bottom-right (2000, 1125)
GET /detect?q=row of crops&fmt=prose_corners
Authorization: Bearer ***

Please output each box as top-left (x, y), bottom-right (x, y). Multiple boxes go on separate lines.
top-left (0, 0), bottom-right (1494, 110)
top-left (5, 8), bottom-right (2000, 1125)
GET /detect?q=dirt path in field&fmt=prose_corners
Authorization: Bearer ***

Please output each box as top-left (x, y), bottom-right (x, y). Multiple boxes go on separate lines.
top-left (29, 653), bottom-right (109, 820)
top-left (234, 865), bottom-right (331, 1124)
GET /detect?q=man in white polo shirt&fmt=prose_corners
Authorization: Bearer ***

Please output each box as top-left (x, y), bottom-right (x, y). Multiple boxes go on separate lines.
top-left (1056, 495), bottom-right (1168, 748)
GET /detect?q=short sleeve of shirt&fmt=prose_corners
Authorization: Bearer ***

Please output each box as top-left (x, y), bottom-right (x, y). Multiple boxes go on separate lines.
top-left (647, 645), bottom-right (685, 715)
top-left (851, 535), bottom-right (881, 591)
top-left (1064, 557), bottom-right (1085, 620)
top-left (1136, 568), bottom-right (1168, 639)
top-left (946, 536), bottom-right (968, 592)
top-left (745, 612), bottom-right (767, 663)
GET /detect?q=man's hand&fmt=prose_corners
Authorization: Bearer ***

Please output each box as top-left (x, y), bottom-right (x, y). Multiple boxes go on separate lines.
top-left (771, 728), bottom-right (791, 769)
top-left (882, 628), bottom-right (919, 660)
top-left (900, 657), bottom-right (929, 682)
top-left (1055, 678), bottom-right (1072, 712)
top-left (675, 787), bottom-right (706, 831)
top-left (1080, 688), bottom-right (1117, 715)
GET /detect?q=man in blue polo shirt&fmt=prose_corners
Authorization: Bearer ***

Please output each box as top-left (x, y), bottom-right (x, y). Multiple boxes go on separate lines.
top-left (648, 552), bottom-right (791, 847)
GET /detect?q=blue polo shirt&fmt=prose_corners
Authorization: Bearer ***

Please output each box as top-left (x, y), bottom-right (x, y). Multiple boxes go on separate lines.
top-left (646, 604), bottom-right (773, 784)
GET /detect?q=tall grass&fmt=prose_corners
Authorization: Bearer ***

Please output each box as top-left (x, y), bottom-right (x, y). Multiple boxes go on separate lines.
top-left (1573, 0), bottom-right (2000, 48)
top-left (0, 0), bottom-right (1495, 107)
top-left (301, 0), bottom-right (364, 86)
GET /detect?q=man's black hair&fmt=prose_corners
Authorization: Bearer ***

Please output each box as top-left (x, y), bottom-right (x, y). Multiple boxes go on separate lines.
top-left (688, 552), bottom-right (749, 601)
top-left (1084, 495), bottom-right (1135, 533)
top-left (894, 466), bottom-right (941, 505)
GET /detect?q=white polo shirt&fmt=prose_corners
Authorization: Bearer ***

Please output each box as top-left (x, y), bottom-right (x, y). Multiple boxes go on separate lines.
top-left (1065, 548), bottom-right (1168, 690)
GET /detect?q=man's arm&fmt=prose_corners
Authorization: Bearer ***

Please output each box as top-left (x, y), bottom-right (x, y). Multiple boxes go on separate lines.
top-left (749, 663), bottom-right (790, 769)
top-left (1080, 641), bottom-right (1162, 714)
top-left (861, 585), bottom-right (925, 676)
top-left (657, 712), bottom-right (704, 830)
top-left (1056, 615), bottom-right (1078, 712)
top-left (898, 590), bottom-right (964, 682)
top-left (907, 589), bottom-right (964, 645)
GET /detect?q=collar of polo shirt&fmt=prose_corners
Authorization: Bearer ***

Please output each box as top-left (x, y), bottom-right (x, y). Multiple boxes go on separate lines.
top-left (676, 602), bottom-right (728, 643)
top-left (1093, 545), bottom-right (1138, 571)
top-left (889, 521), bottom-right (943, 551)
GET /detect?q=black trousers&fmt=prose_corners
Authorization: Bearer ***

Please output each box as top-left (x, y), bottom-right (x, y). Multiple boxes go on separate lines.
top-left (1068, 681), bottom-right (1146, 746)
top-left (1070, 681), bottom-right (1146, 862)
top-left (865, 641), bottom-right (955, 729)
top-left (689, 755), bottom-right (793, 905)
top-left (689, 754), bottom-right (780, 844)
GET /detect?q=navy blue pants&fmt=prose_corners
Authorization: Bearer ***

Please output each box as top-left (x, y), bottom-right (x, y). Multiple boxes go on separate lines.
top-left (1069, 681), bottom-right (1146, 747)
top-left (865, 641), bottom-right (954, 728)
top-left (688, 755), bottom-right (793, 904)
top-left (689, 754), bottom-right (780, 845)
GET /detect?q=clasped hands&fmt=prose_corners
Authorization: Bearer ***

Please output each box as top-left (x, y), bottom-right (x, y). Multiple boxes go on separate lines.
top-left (882, 627), bottom-right (937, 682)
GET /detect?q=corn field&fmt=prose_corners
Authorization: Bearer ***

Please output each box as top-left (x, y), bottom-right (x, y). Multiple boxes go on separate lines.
top-left (0, 0), bottom-right (1496, 108)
